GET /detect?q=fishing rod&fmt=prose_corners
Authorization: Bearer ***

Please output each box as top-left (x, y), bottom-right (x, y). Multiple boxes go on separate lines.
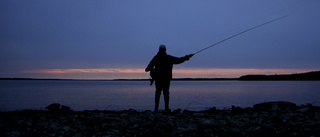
top-left (193, 15), bottom-right (288, 55)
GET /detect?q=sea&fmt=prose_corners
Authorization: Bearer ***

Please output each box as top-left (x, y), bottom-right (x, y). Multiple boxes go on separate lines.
top-left (1, 80), bottom-right (320, 111)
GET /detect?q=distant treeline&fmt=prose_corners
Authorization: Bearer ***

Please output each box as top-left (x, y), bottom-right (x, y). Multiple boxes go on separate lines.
top-left (239, 71), bottom-right (320, 81)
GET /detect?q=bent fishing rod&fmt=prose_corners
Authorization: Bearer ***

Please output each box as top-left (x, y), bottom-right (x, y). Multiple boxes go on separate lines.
top-left (193, 15), bottom-right (288, 55)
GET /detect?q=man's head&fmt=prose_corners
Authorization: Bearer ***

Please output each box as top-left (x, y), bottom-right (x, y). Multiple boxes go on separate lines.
top-left (159, 44), bottom-right (166, 52)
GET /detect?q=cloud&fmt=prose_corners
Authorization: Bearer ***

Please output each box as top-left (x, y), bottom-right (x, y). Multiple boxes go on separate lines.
top-left (22, 68), bottom-right (316, 78)
top-left (23, 68), bottom-right (145, 74)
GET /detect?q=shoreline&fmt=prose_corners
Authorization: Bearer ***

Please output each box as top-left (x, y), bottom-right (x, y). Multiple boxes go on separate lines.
top-left (1, 101), bottom-right (319, 137)
top-left (1, 71), bottom-right (319, 81)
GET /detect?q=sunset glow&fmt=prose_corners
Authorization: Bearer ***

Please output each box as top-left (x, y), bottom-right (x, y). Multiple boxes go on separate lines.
top-left (24, 69), bottom-right (145, 74)
top-left (23, 68), bottom-right (315, 79)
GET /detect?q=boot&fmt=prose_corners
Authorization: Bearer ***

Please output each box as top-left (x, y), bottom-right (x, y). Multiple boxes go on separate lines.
top-left (154, 96), bottom-right (160, 112)
top-left (164, 96), bottom-right (171, 112)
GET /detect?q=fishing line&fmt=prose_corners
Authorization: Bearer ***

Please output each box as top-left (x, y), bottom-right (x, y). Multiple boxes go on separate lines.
top-left (193, 15), bottom-right (288, 55)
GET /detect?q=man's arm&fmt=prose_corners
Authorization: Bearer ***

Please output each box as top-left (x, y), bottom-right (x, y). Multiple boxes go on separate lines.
top-left (145, 57), bottom-right (156, 72)
top-left (171, 54), bottom-right (194, 64)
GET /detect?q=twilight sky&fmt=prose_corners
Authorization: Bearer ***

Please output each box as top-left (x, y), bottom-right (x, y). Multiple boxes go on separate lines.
top-left (1, 0), bottom-right (320, 79)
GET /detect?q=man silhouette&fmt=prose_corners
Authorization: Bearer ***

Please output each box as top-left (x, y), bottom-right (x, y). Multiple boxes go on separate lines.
top-left (145, 44), bottom-right (193, 112)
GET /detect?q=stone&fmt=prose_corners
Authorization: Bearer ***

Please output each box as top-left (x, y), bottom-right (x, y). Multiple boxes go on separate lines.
top-left (61, 105), bottom-right (72, 112)
top-left (253, 101), bottom-right (297, 111)
top-left (45, 103), bottom-right (61, 112)
top-left (45, 103), bottom-right (72, 112)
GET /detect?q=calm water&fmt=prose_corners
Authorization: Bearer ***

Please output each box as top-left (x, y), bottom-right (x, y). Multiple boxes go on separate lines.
top-left (1, 80), bottom-right (319, 111)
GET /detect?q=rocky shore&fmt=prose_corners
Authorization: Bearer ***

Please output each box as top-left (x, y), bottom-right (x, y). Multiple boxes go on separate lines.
top-left (1, 101), bottom-right (320, 137)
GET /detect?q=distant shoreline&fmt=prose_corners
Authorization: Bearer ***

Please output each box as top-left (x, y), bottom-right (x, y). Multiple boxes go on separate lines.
top-left (1, 71), bottom-right (319, 81)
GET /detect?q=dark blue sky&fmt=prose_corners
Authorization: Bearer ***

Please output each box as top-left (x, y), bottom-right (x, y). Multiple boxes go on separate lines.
top-left (1, 0), bottom-right (320, 79)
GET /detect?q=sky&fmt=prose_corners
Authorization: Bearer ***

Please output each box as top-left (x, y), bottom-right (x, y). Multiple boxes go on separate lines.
top-left (1, 0), bottom-right (320, 79)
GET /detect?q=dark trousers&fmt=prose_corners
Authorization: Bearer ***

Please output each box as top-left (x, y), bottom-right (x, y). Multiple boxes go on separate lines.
top-left (154, 79), bottom-right (170, 111)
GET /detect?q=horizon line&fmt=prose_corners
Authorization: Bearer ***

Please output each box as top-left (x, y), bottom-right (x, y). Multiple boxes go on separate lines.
top-left (3, 70), bottom-right (319, 81)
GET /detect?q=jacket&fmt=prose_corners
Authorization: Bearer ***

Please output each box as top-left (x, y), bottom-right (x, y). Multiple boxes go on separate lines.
top-left (145, 51), bottom-right (190, 80)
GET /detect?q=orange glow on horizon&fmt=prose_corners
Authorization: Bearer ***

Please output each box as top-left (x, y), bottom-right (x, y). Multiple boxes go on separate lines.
top-left (23, 68), bottom-right (316, 78)
top-left (24, 68), bottom-right (145, 74)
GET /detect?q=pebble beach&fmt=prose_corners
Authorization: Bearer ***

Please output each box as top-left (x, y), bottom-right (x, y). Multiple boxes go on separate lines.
top-left (1, 101), bottom-right (320, 137)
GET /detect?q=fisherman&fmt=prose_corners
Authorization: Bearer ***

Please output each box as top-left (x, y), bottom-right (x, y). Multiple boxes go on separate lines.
top-left (145, 44), bottom-right (193, 112)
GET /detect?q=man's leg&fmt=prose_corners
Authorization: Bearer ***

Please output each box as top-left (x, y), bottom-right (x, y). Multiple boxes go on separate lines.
top-left (154, 80), bottom-right (162, 112)
top-left (163, 80), bottom-right (171, 112)
top-left (154, 95), bottom-right (160, 112)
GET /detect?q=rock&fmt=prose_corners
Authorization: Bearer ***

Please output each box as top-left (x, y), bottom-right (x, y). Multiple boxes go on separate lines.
top-left (172, 109), bottom-right (181, 114)
top-left (253, 101), bottom-right (297, 111)
top-left (203, 106), bottom-right (218, 114)
top-left (229, 127), bottom-right (242, 135)
top-left (254, 125), bottom-right (277, 136)
top-left (193, 112), bottom-right (205, 117)
top-left (45, 103), bottom-right (61, 112)
top-left (45, 103), bottom-right (72, 112)
top-left (183, 110), bottom-right (195, 114)
top-left (61, 105), bottom-right (72, 112)
top-left (200, 119), bottom-right (219, 127)
top-left (5, 131), bottom-right (21, 136)
top-left (231, 105), bottom-right (245, 115)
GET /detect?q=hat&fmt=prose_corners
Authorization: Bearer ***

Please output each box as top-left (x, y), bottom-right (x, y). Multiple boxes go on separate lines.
top-left (159, 44), bottom-right (166, 50)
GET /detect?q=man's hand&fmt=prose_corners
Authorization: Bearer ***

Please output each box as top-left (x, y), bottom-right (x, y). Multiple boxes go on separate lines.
top-left (187, 54), bottom-right (194, 58)
top-left (184, 54), bottom-right (194, 60)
